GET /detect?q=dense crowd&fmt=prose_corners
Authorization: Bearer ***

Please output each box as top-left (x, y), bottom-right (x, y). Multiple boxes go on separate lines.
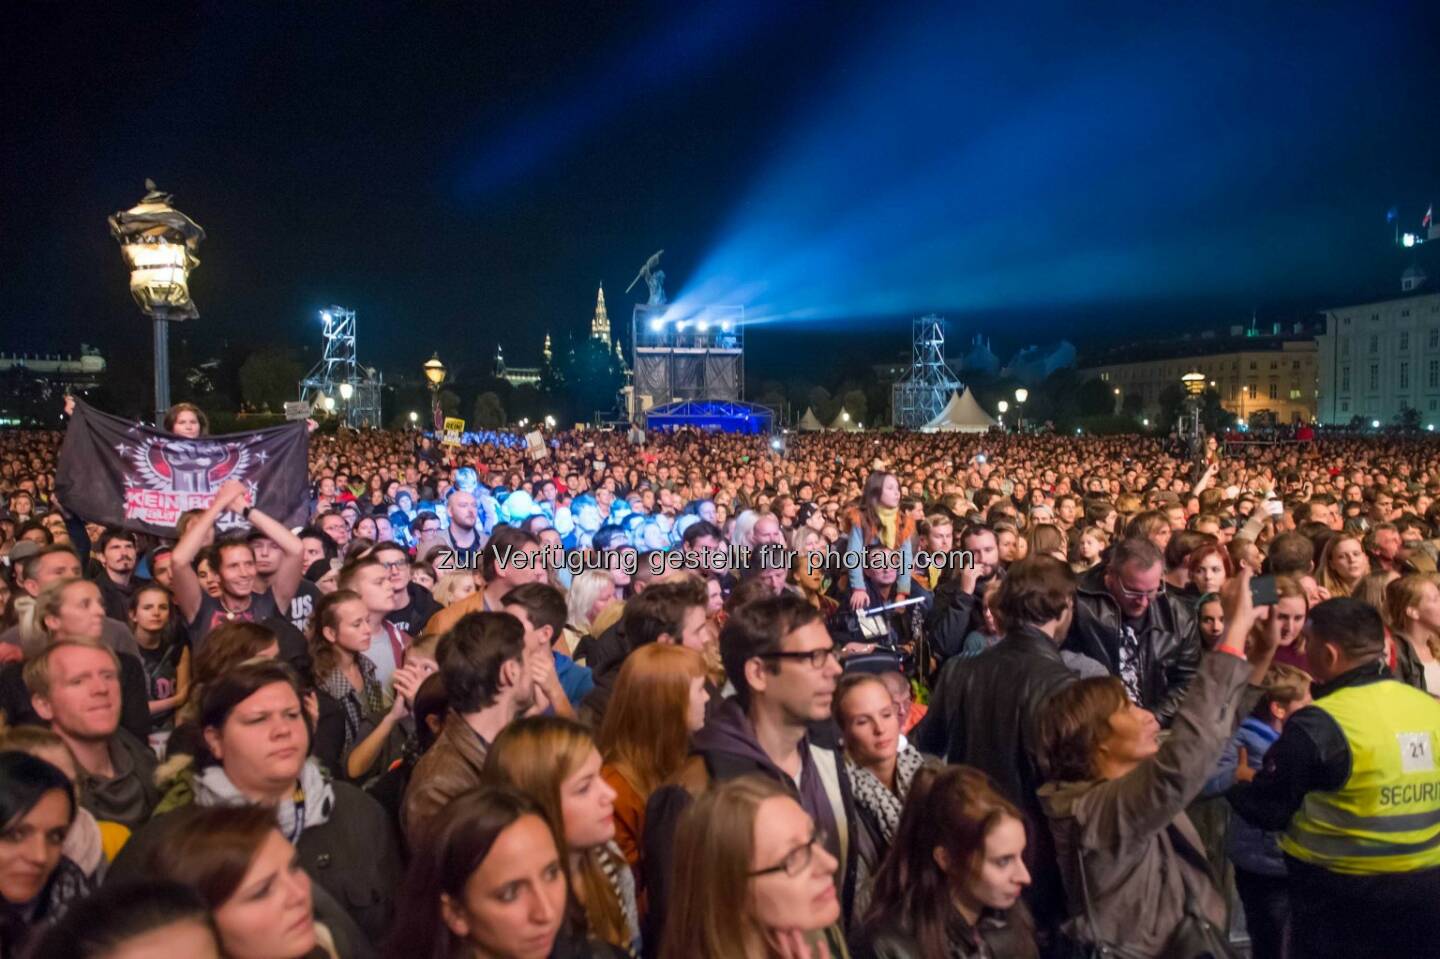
top-left (1, 403), bottom-right (1439, 959)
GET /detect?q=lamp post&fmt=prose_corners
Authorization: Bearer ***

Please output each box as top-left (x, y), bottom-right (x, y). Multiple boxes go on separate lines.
top-left (109, 180), bottom-right (205, 422)
top-left (409, 411), bottom-right (418, 428)
top-left (997, 399), bottom-right (1009, 429)
top-left (339, 381), bottom-right (354, 428)
top-left (1181, 371), bottom-right (1207, 483)
top-left (423, 353), bottom-right (447, 429)
top-left (1014, 387), bottom-right (1028, 431)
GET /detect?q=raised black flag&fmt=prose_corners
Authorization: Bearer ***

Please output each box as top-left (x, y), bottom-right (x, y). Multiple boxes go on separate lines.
top-left (56, 400), bottom-right (309, 537)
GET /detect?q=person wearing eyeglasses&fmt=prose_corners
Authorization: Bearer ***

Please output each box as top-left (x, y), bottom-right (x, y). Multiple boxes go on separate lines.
top-left (1064, 537), bottom-right (1201, 727)
top-left (642, 593), bottom-right (855, 950)
top-left (661, 775), bottom-right (845, 959)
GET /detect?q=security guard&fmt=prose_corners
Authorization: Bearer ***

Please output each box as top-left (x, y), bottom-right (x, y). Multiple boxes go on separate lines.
top-left (1230, 598), bottom-right (1440, 959)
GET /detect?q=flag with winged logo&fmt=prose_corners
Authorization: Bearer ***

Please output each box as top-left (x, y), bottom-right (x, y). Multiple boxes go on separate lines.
top-left (56, 400), bottom-right (309, 537)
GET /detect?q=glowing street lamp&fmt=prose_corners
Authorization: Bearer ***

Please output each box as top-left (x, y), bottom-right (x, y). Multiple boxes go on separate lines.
top-left (409, 411), bottom-right (418, 425)
top-left (423, 353), bottom-right (446, 429)
top-left (1013, 387), bottom-right (1028, 429)
top-left (109, 180), bottom-right (205, 421)
top-left (544, 415), bottom-right (556, 428)
top-left (997, 399), bottom-right (1009, 428)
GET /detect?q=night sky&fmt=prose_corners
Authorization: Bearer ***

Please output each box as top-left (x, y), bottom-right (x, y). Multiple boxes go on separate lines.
top-left (4, 1), bottom-right (1438, 383)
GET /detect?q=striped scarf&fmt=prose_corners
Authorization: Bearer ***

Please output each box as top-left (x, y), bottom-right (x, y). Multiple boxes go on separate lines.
top-left (317, 656), bottom-right (385, 757)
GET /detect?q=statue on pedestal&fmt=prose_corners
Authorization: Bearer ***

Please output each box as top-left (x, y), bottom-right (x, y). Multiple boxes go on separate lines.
top-left (626, 249), bottom-right (667, 306)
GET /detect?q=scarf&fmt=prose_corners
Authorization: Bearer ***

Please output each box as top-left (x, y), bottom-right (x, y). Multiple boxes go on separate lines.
top-left (317, 656), bottom-right (385, 757)
top-left (193, 758), bottom-right (336, 846)
top-left (845, 746), bottom-right (923, 844)
top-left (874, 506), bottom-right (899, 549)
top-left (62, 809), bottom-right (105, 878)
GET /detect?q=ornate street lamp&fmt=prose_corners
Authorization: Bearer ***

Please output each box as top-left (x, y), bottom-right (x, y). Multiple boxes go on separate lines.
top-left (1014, 387), bottom-right (1028, 430)
top-left (109, 180), bottom-right (205, 421)
top-left (1180, 371), bottom-right (1207, 481)
top-left (997, 399), bottom-right (1009, 429)
top-left (423, 353), bottom-right (447, 429)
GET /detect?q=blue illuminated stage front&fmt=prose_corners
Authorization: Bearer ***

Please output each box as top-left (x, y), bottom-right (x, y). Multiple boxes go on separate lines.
top-left (644, 399), bottom-right (774, 434)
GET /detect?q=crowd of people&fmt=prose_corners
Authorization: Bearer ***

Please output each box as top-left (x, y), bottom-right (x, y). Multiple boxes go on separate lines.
top-left (1, 403), bottom-right (1439, 959)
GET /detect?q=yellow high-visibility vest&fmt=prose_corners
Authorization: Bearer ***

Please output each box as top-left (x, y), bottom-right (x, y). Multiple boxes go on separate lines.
top-left (1281, 679), bottom-right (1440, 875)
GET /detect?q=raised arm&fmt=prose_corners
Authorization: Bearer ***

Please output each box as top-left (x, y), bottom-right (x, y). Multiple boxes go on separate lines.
top-left (1075, 571), bottom-right (1275, 848)
top-left (243, 504), bottom-right (304, 610)
top-left (171, 480), bottom-right (248, 623)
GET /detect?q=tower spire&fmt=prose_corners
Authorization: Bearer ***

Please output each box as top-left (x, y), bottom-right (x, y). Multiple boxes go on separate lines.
top-left (543, 331), bottom-right (553, 364)
top-left (591, 283), bottom-right (611, 343)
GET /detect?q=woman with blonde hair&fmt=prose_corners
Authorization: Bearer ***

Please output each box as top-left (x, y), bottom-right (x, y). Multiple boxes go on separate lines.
top-left (660, 774), bottom-right (845, 959)
top-left (1072, 526), bottom-right (1110, 574)
top-left (1317, 533), bottom-right (1369, 598)
top-left (431, 570), bottom-right (478, 606)
top-left (1353, 569), bottom-right (1399, 617)
top-left (28, 576), bottom-right (105, 649)
top-left (790, 526), bottom-right (837, 616)
top-left (1384, 574), bottom-right (1440, 695)
top-left (597, 644), bottom-right (709, 876)
top-left (563, 569), bottom-right (620, 662)
top-left (483, 717), bottom-right (637, 953)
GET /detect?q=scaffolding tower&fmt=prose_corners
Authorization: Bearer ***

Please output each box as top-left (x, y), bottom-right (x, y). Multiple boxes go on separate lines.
top-left (892, 314), bottom-right (963, 429)
top-left (298, 306), bottom-right (383, 428)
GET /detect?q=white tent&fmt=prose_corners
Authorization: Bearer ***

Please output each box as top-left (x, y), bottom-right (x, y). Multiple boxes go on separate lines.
top-left (829, 407), bottom-right (859, 431)
top-left (922, 388), bottom-right (997, 433)
top-left (797, 407), bottom-right (825, 431)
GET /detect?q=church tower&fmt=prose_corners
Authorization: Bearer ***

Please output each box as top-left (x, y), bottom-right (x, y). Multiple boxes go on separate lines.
top-left (590, 284), bottom-right (611, 343)
top-left (542, 331), bottom-right (553, 364)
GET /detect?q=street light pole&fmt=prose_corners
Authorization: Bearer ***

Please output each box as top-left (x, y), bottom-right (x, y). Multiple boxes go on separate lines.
top-left (1181, 371), bottom-right (1207, 484)
top-left (152, 308), bottom-right (170, 417)
top-left (109, 181), bottom-right (204, 424)
top-left (423, 353), bottom-right (447, 430)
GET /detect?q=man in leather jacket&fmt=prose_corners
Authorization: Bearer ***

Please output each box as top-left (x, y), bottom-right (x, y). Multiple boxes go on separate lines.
top-left (913, 555), bottom-right (1078, 941)
top-left (1064, 537), bottom-right (1201, 726)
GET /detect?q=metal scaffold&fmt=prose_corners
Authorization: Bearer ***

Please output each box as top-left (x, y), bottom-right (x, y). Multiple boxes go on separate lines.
top-left (892, 314), bottom-right (962, 428)
top-left (299, 306), bottom-right (383, 428)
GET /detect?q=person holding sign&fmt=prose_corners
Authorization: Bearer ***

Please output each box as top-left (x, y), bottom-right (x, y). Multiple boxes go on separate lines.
top-left (171, 480), bottom-right (305, 653)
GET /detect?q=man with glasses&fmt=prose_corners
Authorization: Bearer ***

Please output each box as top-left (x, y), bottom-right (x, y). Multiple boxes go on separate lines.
top-left (1065, 537), bottom-right (1200, 726)
top-left (372, 541), bottom-right (438, 635)
top-left (642, 593), bottom-right (858, 943)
